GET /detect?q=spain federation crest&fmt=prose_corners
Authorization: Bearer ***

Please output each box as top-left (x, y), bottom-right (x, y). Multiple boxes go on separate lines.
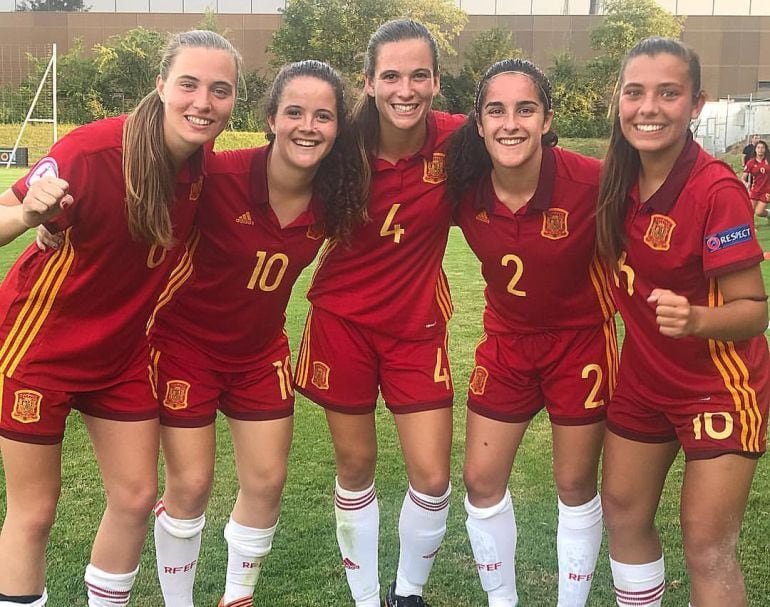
top-left (11, 389), bottom-right (43, 423)
top-left (644, 214), bottom-right (676, 251)
top-left (541, 208), bottom-right (569, 240)
top-left (189, 176), bottom-right (204, 201)
top-left (469, 366), bottom-right (489, 396)
top-left (423, 152), bottom-right (447, 184)
top-left (311, 361), bottom-right (330, 390)
top-left (163, 380), bottom-right (190, 410)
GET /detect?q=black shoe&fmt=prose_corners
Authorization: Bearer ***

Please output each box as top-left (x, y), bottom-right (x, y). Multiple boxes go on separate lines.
top-left (384, 580), bottom-right (430, 607)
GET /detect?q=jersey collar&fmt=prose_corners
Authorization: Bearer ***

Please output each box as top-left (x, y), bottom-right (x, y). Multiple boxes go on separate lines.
top-left (249, 143), bottom-right (320, 227)
top-left (634, 130), bottom-right (699, 215)
top-left (474, 144), bottom-right (556, 214)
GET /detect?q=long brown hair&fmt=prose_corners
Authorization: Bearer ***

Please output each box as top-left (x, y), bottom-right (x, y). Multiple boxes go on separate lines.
top-left (266, 60), bottom-right (369, 244)
top-left (352, 19), bottom-right (440, 157)
top-left (123, 30), bottom-right (241, 248)
top-left (596, 37), bottom-right (702, 266)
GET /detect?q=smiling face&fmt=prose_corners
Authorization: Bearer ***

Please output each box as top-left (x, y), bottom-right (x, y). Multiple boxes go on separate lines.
top-left (364, 37), bottom-right (439, 139)
top-left (476, 72), bottom-right (553, 174)
top-left (618, 52), bottom-right (705, 163)
top-left (157, 46), bottom-right (237, 165)
top-left (267, 75), bottom-right (338, 172)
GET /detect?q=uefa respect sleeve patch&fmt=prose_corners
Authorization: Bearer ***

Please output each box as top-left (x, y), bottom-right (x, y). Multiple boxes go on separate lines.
top-left (25, 156), bottom-right (59, 187)
top-left (705, 224), bottom-right (753, 252)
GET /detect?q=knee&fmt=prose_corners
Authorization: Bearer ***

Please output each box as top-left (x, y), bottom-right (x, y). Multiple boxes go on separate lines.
top-left (682, 521), bottom-right (739, 579)
top-left (106, 477), bottom-right (158, 519)
top-left (555, 473), bottom-right (598, 507)
top-left (410, 470), bottom-right (450, 498)
top-left (241, 464), bottom-right (287, 504)
top-left (336, 450), bottom-right (377, 490)
top-left (463, 465), bottom-right (504, 505)
top-left (8, 493), bottom-right (60, 540)
top-left (601, 487), bottom-right (641, 534)
top-left (164, 471), bottom-right (213, 517)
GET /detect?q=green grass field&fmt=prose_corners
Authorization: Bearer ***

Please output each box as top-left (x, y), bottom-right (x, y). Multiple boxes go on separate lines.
top-left (0, 151), bottom-right (769, 606)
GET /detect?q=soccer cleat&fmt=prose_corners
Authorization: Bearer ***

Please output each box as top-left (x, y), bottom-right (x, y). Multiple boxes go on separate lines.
top-left (384, 580), bottom-right (431, 607)
top-left (217, 597), bottom-right (254, 607)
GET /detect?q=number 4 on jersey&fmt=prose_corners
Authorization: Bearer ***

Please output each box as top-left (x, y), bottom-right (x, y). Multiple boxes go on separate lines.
top-left (380, 203), bottom-right (405, 243)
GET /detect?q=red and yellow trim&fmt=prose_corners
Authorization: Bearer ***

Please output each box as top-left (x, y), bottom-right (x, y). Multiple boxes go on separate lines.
top-left (0, 229), bottom-right (75, 378)
top-left (707, 279), bottom-right (763, 452)
top-left (146, 229), bottom-right (201, 334)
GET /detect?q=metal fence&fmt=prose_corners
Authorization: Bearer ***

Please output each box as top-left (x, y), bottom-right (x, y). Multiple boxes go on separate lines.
top-left (694, 99), bottom-right (770, 156)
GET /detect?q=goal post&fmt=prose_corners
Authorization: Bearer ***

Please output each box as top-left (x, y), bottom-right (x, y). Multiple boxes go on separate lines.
top-left (0, 42), bottom-right (57, 169)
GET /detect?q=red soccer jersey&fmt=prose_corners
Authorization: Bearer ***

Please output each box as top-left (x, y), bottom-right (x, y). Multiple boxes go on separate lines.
top-left (744, 156), bottom-right (770, 201)
top-left (610, 135), bottom-right (769, 406)
top-left (307, 110), bottom-right (465, 340)
top-left (455, 146), bottom-right (613, 334)
top-left (149, 145), bottom-right (325, 371)
top-left (0, 116), bottom-right (205, 390)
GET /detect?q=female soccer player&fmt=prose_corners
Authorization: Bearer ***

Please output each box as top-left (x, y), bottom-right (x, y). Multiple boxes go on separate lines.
top-left (596, 37), bottom-right (769, 607)
top-left (148, 60), bottom-right (368, 607)
top-left (294, 18), bottom-right (464, 607)
top-left (0, 30), bottom-right (240, 607)
top-left (445, 59), bottom-right (617, 607)
top-left (742, 139), bottom-right (770, 217)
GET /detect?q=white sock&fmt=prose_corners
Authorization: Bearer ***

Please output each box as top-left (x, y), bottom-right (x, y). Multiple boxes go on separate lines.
top-left (395, 483), bottom-right (451, 598)
top-left (556, 494), bottom-right (602, 607)
top-left (84, 564), bottom-right (139, 607)
top-left (465, 491), bottom-right (518, 607)
top-left (223, 518), bottom-right (276, 603)
top-left (334, 478), bottom-right (380, 607)
top-left (0, 589), bottom-right (48, 607)
top-left (153, 499), bottom-right (205, 607)
top-left (610, 555), bottom-right (665, 606)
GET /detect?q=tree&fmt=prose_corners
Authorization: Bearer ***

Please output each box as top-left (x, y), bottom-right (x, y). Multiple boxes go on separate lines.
top-left (590, 0), bottom-right (684, 62)
top-left (269, 0), bottom-right (467, 84)
top-left (17, 0), bottom-right (88, 10)
top-left (585, 0), bottom-right (684, 123)
top-left (442, 28), bottom-right (521, 114)
top-left (93, 27), bottom-right (167, 114)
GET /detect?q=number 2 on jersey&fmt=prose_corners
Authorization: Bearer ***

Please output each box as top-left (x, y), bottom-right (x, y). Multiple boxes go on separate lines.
top-left (380, 203), bottom-right (405, 243)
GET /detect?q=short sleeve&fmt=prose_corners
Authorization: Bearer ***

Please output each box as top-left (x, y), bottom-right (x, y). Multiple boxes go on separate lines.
top-left (10, 130), bottom-right (90, 230)
top-left (702, 177), bottom-right (763, 277)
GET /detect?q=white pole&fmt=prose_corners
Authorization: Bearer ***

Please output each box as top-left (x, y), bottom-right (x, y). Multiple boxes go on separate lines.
top-left (52, 43), bottom-right (58, 143)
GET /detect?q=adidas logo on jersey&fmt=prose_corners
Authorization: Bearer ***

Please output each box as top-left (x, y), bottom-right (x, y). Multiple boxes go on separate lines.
top-left (475, 210), bottom-right (490, 223)
top-left (236, 212), bottom-right (255, 225)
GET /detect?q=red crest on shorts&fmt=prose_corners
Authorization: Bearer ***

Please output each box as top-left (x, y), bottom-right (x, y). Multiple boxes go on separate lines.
top-left (643, 214), bottom-right (676, 251)
top-left (541, 208), bottom-right (569, 240)
top-left (163, 380), bottom-right (190, 410)
top-left (11, 389), bottom-right (42, 423)
top-left (423, 153), bottom-right (447, 184)
top-left (475, 210), bottom-right (490, 224)
top-left (311, 361), bottom-right (330, 390)
top-left (469, 366), bottom-right (489, 396)
top-left (189, 176), bottom-right (204, 201)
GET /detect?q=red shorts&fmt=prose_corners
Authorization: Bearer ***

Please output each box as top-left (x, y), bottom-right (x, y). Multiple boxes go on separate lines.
top-left (152, 333), bottom-right (294, 428)
top-left (0, 362), bottom-right (158, 445)
top-left (294, 306), bottom-right (453, 414)
top-left (467, 320), bottom-right (618, 425)
top-left (607, 383), bottom-right (769, 461)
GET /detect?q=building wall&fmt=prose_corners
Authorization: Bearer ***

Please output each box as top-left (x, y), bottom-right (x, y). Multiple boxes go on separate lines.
top-left (1, 12), bottom-right (769, 99)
